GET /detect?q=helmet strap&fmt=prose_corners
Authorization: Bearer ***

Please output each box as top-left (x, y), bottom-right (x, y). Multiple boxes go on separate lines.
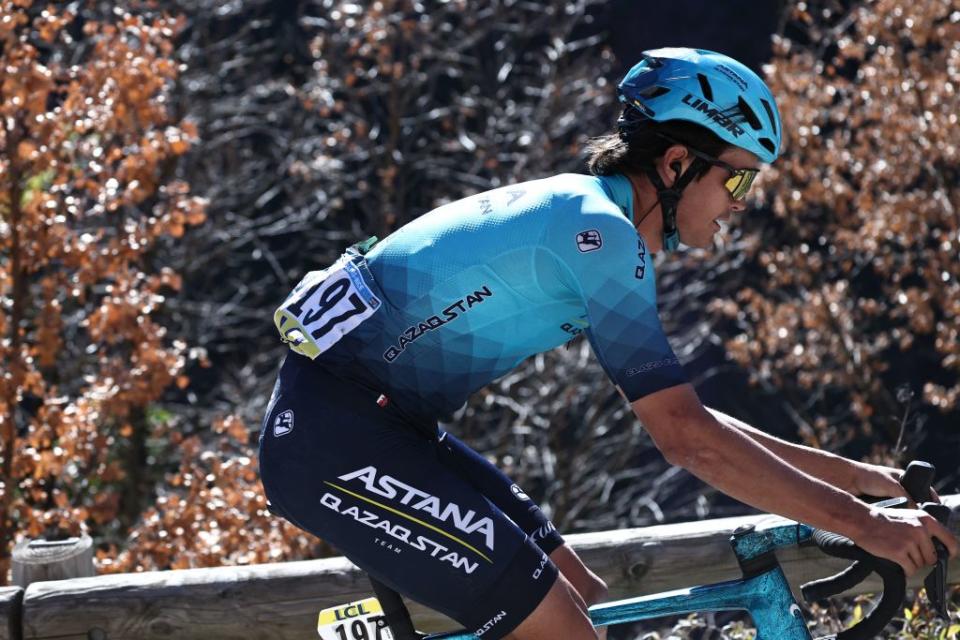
top-left (642, 158), bottom-right (707, 253)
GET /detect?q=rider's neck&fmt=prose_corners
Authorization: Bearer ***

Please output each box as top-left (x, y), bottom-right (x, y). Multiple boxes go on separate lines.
top-left (625, 171), bottom-right (663, 253)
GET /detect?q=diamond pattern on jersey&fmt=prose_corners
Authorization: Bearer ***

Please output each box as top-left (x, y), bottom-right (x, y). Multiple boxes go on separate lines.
top-left (346, 174), bottom-right (687, 416)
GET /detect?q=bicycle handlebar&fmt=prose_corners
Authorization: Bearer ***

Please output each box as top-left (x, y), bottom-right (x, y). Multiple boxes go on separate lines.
top-left (800, 461), bottom-right (950, 640)
top-left (802, 528), bottom-right (906, 640)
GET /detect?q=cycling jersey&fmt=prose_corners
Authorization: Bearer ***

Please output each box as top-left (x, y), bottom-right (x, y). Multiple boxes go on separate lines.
top-left (263, 172), bottom-right (688, 639)
top-left (278, 172), bottom-right (687, 418)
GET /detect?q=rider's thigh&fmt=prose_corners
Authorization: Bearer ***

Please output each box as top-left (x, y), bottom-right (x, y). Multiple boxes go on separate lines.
top-left (549, 544), bottom-right (608, 606)
top-left (508, 574), bottom-right (598, 640)
top-left (435, 431), bottom-right (565, 554)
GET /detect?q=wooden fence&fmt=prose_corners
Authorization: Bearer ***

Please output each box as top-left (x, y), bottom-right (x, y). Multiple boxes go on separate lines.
top-left (3, 495), bottom-right (957, 640)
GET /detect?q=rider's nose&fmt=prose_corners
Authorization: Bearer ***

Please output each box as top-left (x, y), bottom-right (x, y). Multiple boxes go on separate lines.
top-left (728, 200), bottom-right (747, 214)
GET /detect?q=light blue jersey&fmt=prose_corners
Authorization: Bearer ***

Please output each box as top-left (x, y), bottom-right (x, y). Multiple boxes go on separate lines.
top-left (279, 173), bottom-right (686, 417)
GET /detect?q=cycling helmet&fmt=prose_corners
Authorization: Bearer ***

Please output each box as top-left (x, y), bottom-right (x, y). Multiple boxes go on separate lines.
top-left (618, 47), bottom-right (782, 163)
top-left (615, 48), bottom-right (782, 252)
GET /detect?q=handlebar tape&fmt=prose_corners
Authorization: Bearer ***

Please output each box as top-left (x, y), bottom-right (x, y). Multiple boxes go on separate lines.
top-left (801, 529), bottom-right (906, 640)
top-left (923, 502), bottom-right (952, 619)
top-left (800, 558), bottom-right (872, 602)
top-left (838, 556), bottom-right (905, 640)
top-left (802, 462), bottom-right (937, 638)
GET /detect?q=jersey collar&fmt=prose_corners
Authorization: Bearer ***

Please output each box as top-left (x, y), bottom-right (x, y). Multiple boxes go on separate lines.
top-left (597, 173), bottom-right (634, 220)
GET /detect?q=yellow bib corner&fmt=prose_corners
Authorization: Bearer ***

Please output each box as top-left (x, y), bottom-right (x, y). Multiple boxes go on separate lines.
top-left (318, 596), bottom-right (384, 627)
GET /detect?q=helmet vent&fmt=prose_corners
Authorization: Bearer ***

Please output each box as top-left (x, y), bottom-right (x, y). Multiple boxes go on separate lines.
top-left (759, 137), bottom-right (777, 155)
top-left (696, 73), bottom-right (714, 102)
top-left (760, 98), bottom-right (779, 135)
top-left (639, 85), bottom-right (671, 99)
top-left (737, 96), bottom-right (763, 131)
top-left (643, 54), bottom-right (664, 68)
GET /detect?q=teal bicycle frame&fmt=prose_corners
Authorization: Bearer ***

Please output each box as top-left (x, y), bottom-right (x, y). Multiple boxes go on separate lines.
top-left (589, 522), bottom-right (814, 638)
top-left (424, 522), bottom-right (815, 640)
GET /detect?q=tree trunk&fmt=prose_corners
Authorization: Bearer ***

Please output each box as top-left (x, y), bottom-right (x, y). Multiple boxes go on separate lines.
top-left (0, 121), bottom-right (26, 586)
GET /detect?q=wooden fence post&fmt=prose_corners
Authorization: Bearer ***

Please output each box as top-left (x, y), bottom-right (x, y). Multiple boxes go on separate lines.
top-left (0, 587), bottom-right (23, 640)
top-left (11, 536), bottom-right (94, 588)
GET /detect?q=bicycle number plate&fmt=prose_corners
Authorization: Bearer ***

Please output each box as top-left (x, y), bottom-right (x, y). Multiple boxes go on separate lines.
top-left (317, 597), bottom-right (393, 640)
top-left (275, 256), bottom-right (381, 360)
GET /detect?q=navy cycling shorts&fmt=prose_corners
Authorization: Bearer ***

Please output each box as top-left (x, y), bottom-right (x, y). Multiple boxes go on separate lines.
top-left (258, 354), bottom-right (563, 639)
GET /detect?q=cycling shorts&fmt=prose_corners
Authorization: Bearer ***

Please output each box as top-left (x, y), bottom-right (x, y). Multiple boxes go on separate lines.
top-left (258, 354), bottom-right (564, 639)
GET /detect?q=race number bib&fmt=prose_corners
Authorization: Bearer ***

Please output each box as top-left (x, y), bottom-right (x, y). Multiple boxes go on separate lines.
top-left (274, 256), bottom-right (381, 360)
top-left (317, 597), bottom-right (394, 640)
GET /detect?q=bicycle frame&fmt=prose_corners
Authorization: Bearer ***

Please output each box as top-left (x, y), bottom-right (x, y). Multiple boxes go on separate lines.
top-left (421, 521), bottom-right (817, 640)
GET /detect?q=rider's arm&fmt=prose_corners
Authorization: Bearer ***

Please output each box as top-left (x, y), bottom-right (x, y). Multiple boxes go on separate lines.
top-left (632, 384), bottom-right (874, 540)
top-left (548, 196), bottom-right (957, 571)
top-left (543, 197), bottom-right (688, 401)
top-left (704, 407), bottom-right (862, 494)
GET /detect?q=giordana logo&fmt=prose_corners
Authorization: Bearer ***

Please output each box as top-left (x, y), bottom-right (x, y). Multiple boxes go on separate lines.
top-left (273, 409), bottom-right (294, 437)
top-left (510, 484), bottom-right (530, 501)
top-left (576, 230), bottom-right (603, 253)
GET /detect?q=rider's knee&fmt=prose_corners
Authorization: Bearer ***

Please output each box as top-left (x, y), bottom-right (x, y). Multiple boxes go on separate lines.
top-left (582, 574), bottom-right (608, 607)
top-left (510, 575), bottom-right (599, 640)
top-left (548, 545), bottom-right (608, 607)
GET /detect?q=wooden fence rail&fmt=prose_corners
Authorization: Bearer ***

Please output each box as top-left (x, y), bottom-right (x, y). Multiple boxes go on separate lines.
top-left (4, 495), bottom-right (957, 640)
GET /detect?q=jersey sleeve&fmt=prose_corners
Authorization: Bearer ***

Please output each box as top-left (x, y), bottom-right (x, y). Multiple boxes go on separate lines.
top-left (544, 196), bottom-right (688, 401)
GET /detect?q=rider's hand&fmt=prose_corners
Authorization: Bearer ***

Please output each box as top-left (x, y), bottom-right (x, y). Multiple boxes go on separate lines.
top-left (851, 462), bottom-right (942, 504)
top-left (850, 462), bottom-right (908, 499)
top-left (855, 506), bottom-right (959, 577)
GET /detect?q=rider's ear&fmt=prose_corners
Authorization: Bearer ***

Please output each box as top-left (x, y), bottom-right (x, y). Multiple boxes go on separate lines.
top-left (661, 145), bottom-right (688, 186)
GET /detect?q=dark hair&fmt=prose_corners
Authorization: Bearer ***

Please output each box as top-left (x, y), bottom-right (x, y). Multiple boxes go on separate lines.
top-left (586, 112), bottom-right (731, 177)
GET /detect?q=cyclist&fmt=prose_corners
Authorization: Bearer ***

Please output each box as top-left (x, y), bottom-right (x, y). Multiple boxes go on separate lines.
top-left (259, 48), bottom-right (958, 640)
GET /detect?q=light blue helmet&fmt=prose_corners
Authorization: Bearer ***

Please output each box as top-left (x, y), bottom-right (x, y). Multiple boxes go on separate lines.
top-left (617, 47), bottom-right (782, 163)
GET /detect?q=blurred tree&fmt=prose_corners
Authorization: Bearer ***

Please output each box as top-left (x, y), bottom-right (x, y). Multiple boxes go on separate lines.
top-left (297, 0), bottom-right (613, 237)
top-left (711, 0), bottom-right (960, 460)
top-left (104, 414), bottom-right (320, 572)
top-left (0, 1), bottom-right (205, 582)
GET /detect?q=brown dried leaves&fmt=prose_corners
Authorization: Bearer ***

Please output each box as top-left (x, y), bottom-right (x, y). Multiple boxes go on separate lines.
top-left (719, 1), bottom-right (960, 449)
